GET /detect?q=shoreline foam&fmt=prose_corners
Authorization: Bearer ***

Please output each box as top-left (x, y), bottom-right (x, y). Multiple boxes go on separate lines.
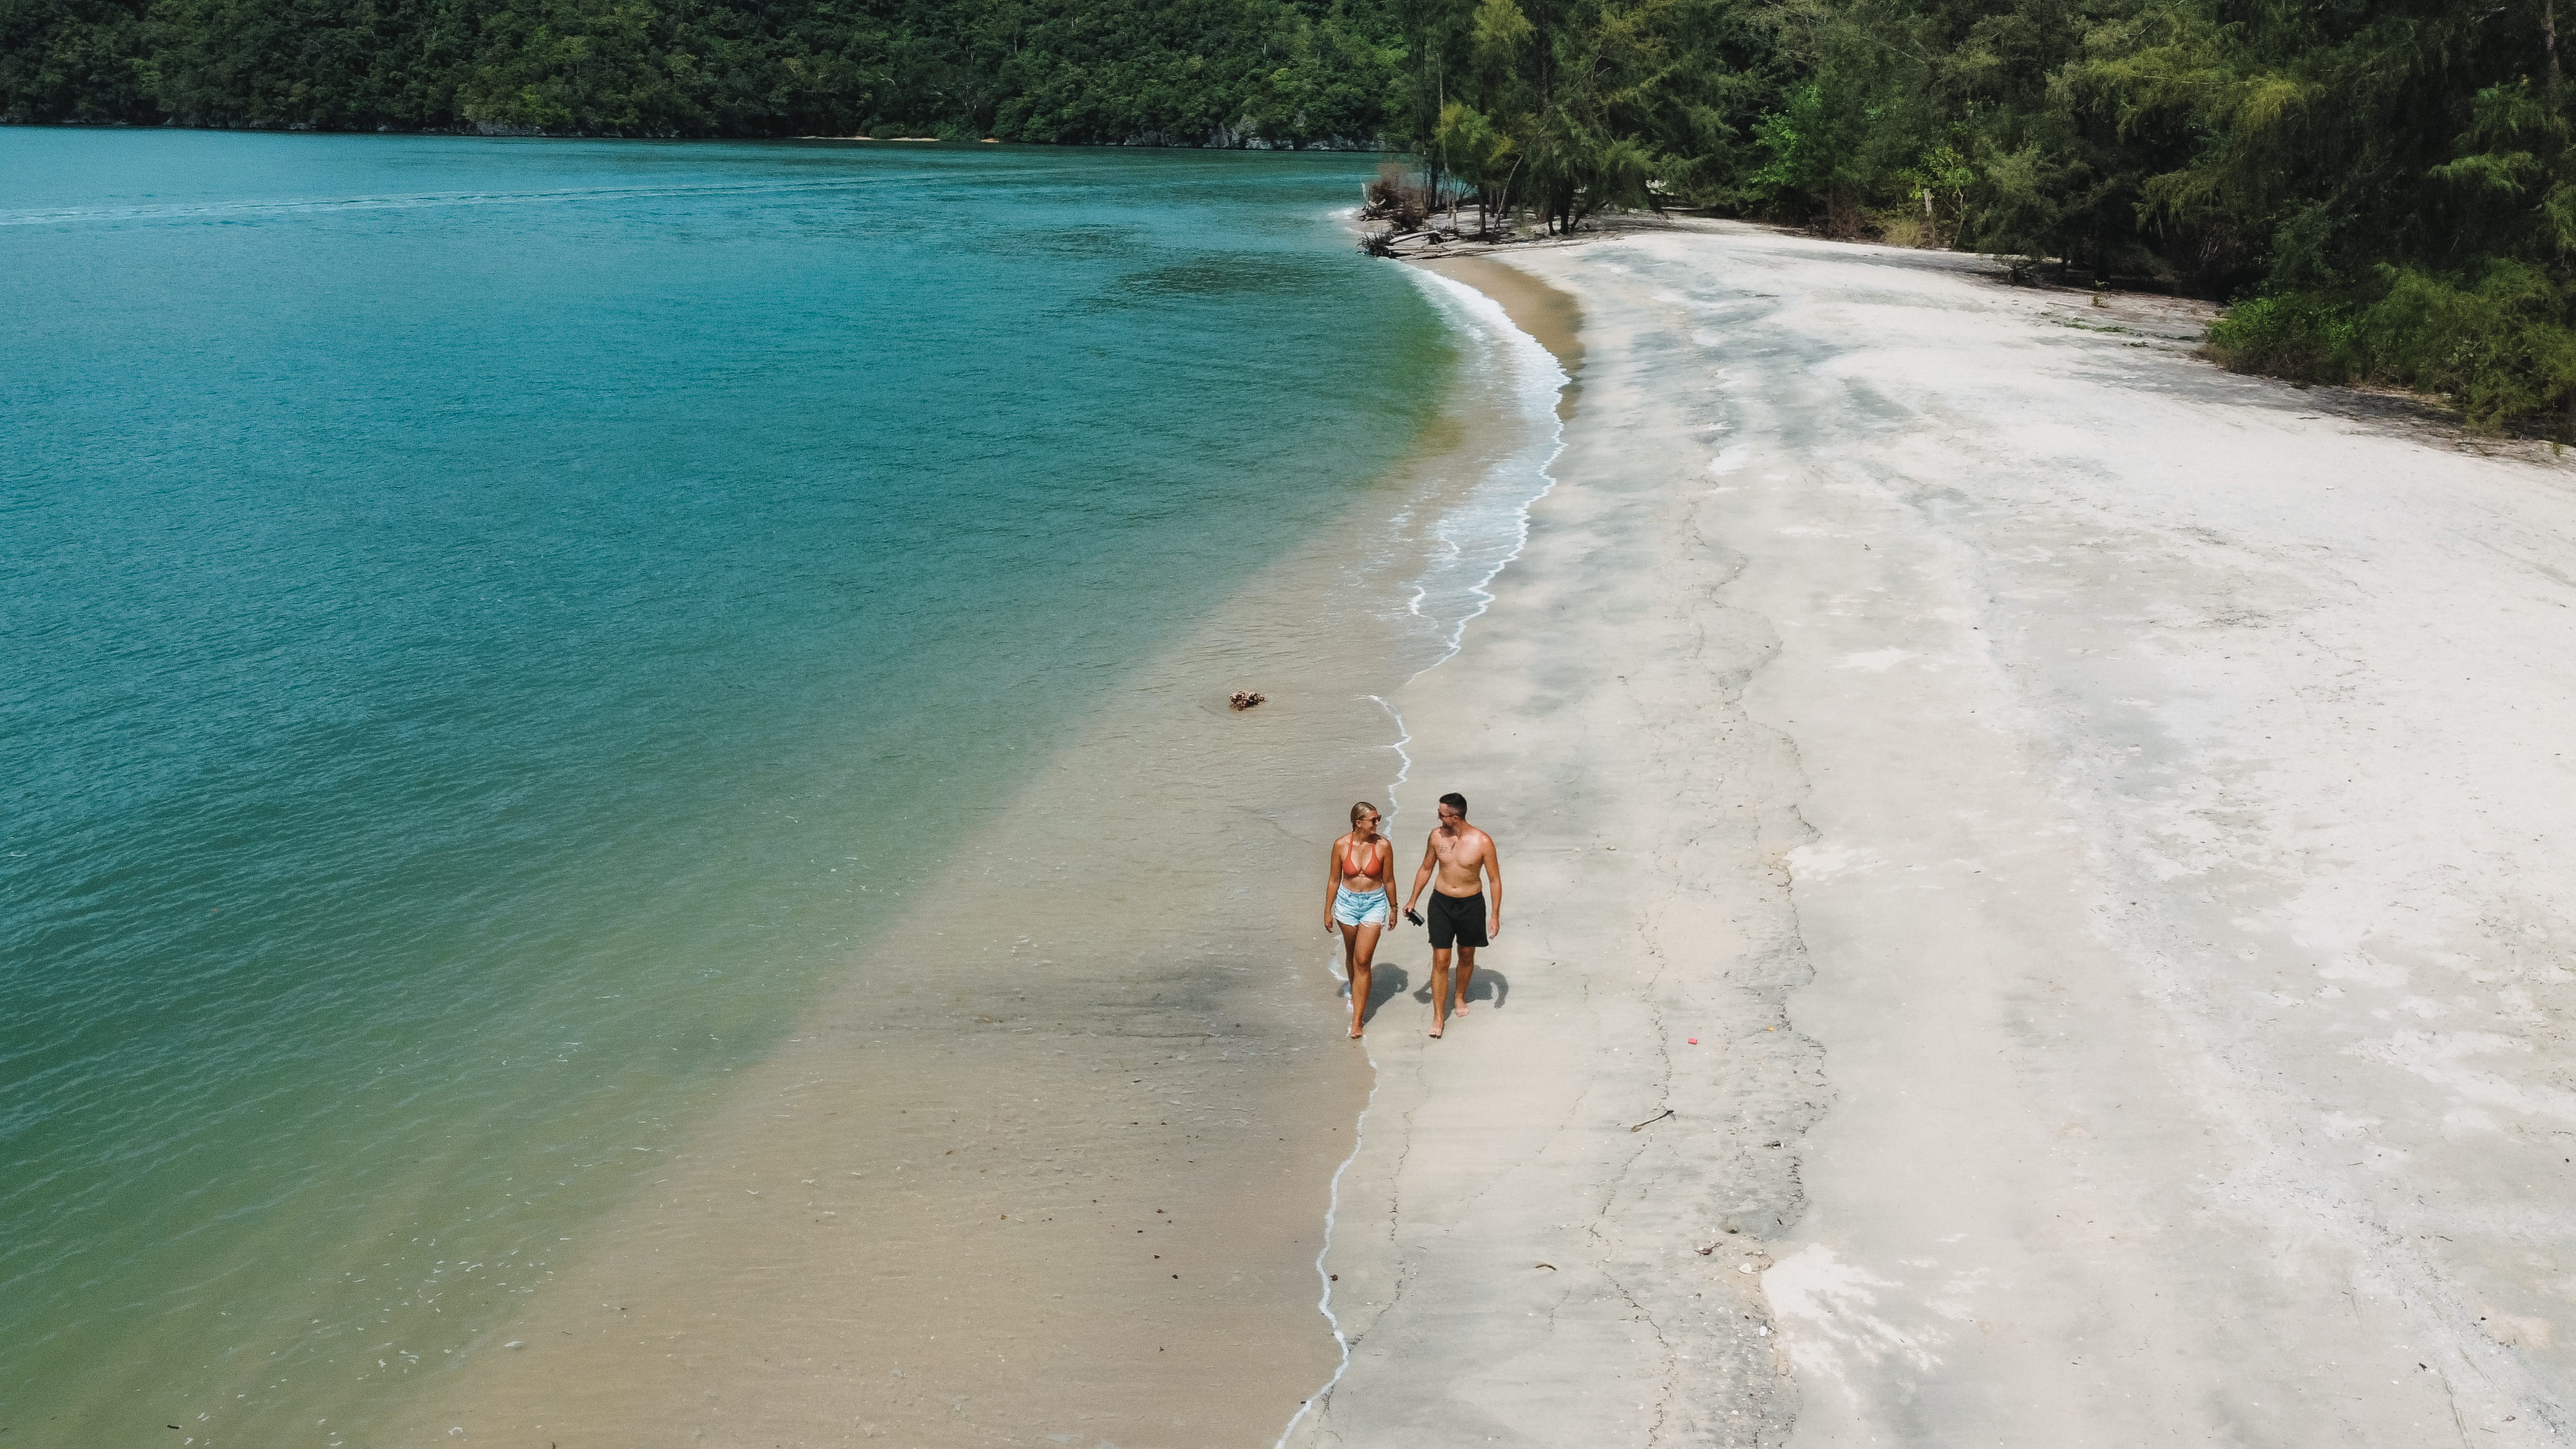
top-left (1282, 223), bottom-right (1823, 1448)
top-left (1390, 265), bottom-right (1575, 655)
top-left (1273, 258), bottom-right (1578, 1448)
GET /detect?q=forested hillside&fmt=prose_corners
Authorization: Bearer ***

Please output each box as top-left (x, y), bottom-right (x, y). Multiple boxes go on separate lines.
top-left (9, 0), bottom-right (2571, 424)
top-left (0, 0), bottom-right (1401, 143)
top-left (1399, 0), bottom-right (2576, 427)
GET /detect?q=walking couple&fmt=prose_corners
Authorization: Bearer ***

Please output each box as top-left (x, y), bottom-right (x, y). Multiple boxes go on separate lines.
top-left (1325, 793), bottom-right (1502, 1040)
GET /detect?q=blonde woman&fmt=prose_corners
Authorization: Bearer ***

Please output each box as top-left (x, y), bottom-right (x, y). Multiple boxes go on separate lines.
top-left (1325, 801), bottom-right (1395, 1039)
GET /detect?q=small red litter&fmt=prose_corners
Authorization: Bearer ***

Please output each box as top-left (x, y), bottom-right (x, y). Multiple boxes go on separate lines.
top-left (1687, 1037), bottom-right (1698, 1045)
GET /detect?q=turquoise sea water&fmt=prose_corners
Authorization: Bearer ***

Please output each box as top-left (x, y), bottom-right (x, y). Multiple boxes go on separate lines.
top-left (0, 132), bottom-right (1458, 1443)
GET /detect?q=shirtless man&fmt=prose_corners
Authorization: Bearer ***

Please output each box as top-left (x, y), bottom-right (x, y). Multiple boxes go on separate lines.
top-left (1402, 791), bottom-right (1501, 1039)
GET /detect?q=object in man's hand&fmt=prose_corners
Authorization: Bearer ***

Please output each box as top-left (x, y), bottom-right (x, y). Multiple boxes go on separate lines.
top-left (1404, 907), bottom-right (1424, 926)
top-left (1229, 690), bottom-right (1267, 710)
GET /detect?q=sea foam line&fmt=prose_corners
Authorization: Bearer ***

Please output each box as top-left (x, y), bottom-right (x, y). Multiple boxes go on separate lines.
top-left (1390, 265), bottom-right (1572, 662)
top-left (1275, 260), bottom-right (1568, 1446)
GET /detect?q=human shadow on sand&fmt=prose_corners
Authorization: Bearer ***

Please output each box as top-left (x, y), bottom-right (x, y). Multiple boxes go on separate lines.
top-left (1411, 968), bottom-right (1508, 1011)
top-left (1345, 963), bottom-right (1412, 1031)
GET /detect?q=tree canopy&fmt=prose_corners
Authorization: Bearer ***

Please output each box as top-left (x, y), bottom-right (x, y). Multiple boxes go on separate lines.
top-left (1390, 0), bottom-right (2576, 427)
top-left (1, 0), bottom-right (1403, 144)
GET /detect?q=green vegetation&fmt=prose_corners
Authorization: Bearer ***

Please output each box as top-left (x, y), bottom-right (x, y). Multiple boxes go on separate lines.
top-left (1390, 0), bottom-right (2576, 429)
top-left (0, 0), bottom-right (1403, 144)
top-left (12, 0), bottom-right (2575, 425)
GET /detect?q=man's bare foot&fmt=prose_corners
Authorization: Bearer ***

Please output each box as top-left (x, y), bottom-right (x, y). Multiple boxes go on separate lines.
top-left (1453, 999), bottom-right (1470, 1016)
top-left (1349, 1025), bottom-right (1364, 1039)
top-left (1428, 1023), bottom-right (1444, 1038)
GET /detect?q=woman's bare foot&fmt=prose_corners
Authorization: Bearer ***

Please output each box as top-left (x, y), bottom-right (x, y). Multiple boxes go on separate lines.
top-left (1349, 1023), bottom-right (1364, 1039)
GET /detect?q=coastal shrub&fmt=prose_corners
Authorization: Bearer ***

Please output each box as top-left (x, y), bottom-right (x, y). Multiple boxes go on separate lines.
top-left (2353, 264), bottom-right (2576, 432)
top-left (1875, 209), bottom-right (1928, 248)
top-left (2203, 294), bottom-right (2357, 384)
top-left (2209, 268), bottom-right (2576, 433)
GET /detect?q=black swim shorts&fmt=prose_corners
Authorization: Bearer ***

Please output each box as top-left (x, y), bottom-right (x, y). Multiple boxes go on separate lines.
top-left (1426, 891), bottom-right (1488, 949)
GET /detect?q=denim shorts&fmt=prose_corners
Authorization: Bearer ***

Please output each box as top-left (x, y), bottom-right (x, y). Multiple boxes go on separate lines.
top-left (1333, 884), bottom-right (1392, 927)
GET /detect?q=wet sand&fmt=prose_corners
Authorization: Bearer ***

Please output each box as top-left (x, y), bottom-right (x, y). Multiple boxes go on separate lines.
top-left (386, 287), bottom-right (1561, 1447)
top-left (1294, 219), bottom-right (2576, 1446)
top-left (1417, 256), bottom-right (1583, 379)
top-left (390, 620), bottom-right (1382, 1446)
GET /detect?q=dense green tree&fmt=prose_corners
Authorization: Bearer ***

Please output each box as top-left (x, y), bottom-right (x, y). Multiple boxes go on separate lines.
top-left (1404, 0), bottom-right (1780, 231)
top-left (1, 0), bottom-right (1403, 142)
top-left (1387, 0), bottom-right (2576, 426)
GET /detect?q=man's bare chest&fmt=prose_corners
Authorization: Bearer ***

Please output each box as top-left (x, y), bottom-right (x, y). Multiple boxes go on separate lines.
top-left (1432, 835), bottom-right (1488, 869)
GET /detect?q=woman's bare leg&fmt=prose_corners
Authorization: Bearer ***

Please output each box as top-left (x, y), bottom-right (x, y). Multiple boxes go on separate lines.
top-left (1347, 922), bottom-right (1381, 1037)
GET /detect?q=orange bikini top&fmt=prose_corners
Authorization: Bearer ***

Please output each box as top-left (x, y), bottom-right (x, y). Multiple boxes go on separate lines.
top-left (1343, 836), bottom-right (1387, 878)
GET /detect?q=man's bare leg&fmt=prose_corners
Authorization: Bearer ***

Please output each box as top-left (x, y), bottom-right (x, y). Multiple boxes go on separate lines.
top-left (1428, 947), bottom-right (1452, 1037)
top-left (1453, 945), bottom-right (1476, 1016)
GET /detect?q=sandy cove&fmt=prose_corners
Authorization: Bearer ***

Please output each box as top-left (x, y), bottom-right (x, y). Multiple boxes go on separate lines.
top-left (1296, 220), bottom-right (2576, 1446)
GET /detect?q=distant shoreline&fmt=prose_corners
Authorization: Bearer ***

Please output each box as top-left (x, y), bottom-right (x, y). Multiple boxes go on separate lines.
top-left (0, 116), bottom-right (1400, 150)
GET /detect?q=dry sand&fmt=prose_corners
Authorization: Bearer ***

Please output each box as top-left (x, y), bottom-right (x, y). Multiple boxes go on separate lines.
top-left (1293, 220), bottom-right (2576, 1446)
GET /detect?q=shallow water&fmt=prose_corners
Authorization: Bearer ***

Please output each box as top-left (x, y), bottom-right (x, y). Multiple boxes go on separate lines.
top-left (0, 131), bottom-right (1528, 1444)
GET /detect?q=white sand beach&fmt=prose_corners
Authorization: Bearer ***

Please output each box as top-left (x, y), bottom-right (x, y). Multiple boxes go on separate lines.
top-left (1296, 221), bottom-right (2576, 1446)
top-left (388, 216), bottom-right (2576, 1449)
